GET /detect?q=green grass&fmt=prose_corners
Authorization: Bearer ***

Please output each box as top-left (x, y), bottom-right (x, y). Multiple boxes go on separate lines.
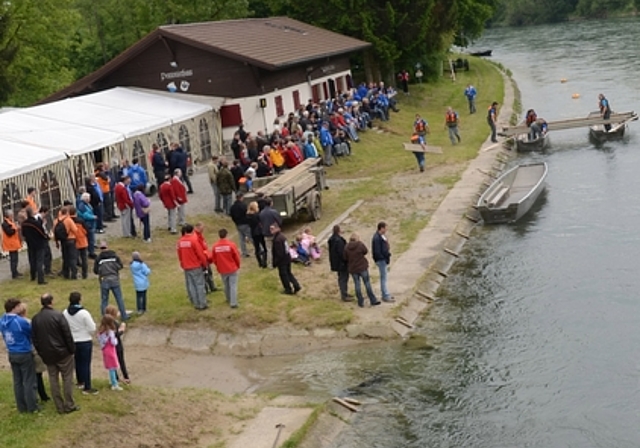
top-left (0, 56), bottom-right (505, 334)
top-left (0, 56), bottom-right (509, 448)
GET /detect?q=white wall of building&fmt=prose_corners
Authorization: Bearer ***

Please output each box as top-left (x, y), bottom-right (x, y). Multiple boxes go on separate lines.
top-left (221, 69), bottom-right (353, 141)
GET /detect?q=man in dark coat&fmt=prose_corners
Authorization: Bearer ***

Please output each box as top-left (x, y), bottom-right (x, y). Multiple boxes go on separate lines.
top-left (20, 207), bottom-right (49, 285)
top-left (328, 225), bottom-right (352, 302)
top-left (216, 160), bottom-right (236, 215)
top-left (169, 143), bottom-right (194, 194)
top-left (31, 293), bottom-right (79, 414)
top-left (151, 143), bottom-right (167, 188)
top-left (271, 223), bottom-right (301, 295)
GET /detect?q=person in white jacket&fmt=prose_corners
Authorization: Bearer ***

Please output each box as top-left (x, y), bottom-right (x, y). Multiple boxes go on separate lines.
top-left (62, 292), bottom-right (97, 395)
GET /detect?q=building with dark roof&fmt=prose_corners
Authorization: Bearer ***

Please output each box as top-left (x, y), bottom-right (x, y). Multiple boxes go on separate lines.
top-left (42, 17), bottom-right (371, 139)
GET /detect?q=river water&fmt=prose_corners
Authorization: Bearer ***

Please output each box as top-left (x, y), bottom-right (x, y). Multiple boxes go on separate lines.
top-left (257, 18), bottom-right (640, 447)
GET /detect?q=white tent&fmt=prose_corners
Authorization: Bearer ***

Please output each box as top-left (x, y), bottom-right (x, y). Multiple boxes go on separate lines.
top-left (0, 87), bottom-right (221, 218)
top-left (0, 87), bottom-right (217, 180)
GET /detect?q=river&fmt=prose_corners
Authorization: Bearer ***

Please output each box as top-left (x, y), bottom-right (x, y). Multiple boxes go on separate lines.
top-left (256, 18), bottom-right (640, 447)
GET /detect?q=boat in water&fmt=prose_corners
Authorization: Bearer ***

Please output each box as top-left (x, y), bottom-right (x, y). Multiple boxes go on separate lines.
top-left (477, 162), bottom-right (548, 224)
top-left (587, 110), bottom-right (635, 142)
top-left (515, 133), bottom-right (550, 152)
top-left (469, 49), bottom-right (492, 57)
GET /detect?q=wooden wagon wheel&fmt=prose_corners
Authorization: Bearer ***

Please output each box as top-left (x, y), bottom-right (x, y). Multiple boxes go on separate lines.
top-left (307, 191), bottom-right (322, 221)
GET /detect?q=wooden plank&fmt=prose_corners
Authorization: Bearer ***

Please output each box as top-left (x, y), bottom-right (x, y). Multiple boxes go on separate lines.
top-left (402, 143), bottom-right (443, 154)
top-left (500, 111), bottom-right (638, 136)
top-left (332, 397), bottom-right (359, 412)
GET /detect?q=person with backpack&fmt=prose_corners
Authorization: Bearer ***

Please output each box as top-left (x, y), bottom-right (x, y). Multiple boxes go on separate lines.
top-left (54, 206), bottom-right (79, 280)
top-left (69, 206), bottom-right (89, 279)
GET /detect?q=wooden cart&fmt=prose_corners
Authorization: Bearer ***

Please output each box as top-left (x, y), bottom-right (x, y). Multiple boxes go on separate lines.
top-left (244, 158), bottom-right (326, 221)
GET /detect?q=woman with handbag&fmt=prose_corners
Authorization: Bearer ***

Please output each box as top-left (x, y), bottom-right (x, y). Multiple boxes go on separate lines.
top-left (133, 185), bottom-right (152, 242)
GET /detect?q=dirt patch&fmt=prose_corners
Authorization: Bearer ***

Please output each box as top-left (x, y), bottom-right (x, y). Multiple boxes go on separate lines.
top-left (47, 386), bottom-right (267, 448)
top-left (288, 162), bottom-right (462, 310)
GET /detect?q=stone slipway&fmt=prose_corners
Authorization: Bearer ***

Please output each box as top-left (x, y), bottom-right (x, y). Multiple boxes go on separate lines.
top-left (368, 68), bottom-right (517, 335)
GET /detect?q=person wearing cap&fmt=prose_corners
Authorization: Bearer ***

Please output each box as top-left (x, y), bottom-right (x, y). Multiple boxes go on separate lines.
top-left (177, 224), bottom-right (209, 310)
top-left (93, 241), bottom-right (129, 320)
top-left (130, 251), bottom-right (151, 314)
top-left (0, 298), bottom-right (39, 413)
top-left (31, 293), bottom-right (79, 414)
top-left (210, 228), bottom-right (241, 308)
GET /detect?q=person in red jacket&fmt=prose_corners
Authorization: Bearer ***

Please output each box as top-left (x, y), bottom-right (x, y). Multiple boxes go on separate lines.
top-left (171, 169), bottom-right (188, 228)
top-left (158, 175), bottom-right (177, 234)
top-left (176, 224), bottom-right (208, 310)
top-left (114, 176), bottom-right (135, 238)
top-left (283, 142), bottom-right (303, 169)
top-left (210, 228), bottom-right (241, 308)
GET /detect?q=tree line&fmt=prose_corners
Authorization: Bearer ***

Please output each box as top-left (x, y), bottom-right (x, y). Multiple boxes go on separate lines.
top-left (0, 0), bottom-right (497, 107)
top-left (495, 0), bottom-right (640, 26)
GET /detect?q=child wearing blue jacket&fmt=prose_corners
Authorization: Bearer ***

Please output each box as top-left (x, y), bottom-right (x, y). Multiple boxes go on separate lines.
top-left (130, 251), bottom-right (151, 314)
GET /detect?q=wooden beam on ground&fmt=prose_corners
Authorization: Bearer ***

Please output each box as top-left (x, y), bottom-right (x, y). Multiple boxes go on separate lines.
top-left (500, 111), bottom-right (638, 137)
top-left (402, 143), bottom-right (443, 154)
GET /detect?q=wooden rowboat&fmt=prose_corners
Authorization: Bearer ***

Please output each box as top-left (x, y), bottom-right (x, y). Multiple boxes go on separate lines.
top-left (470, 50), bottom-right (492, 57)
top-left (515, 133), bottom-right (550, 152)
top-left (477, 162), bottom-right (548, 224)
top-left (587, 111), bottom-right (632, 142)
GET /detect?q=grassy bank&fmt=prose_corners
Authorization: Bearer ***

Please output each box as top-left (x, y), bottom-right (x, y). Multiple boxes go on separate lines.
top-left (0, 56), bottom-right (507, 447)
top-left (0, 57), bottom-right (504, 335)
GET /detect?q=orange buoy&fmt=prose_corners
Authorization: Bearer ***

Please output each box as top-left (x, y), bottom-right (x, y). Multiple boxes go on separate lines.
top-left (560, 78), bottom-right (568, 83)
top-left (572, 93), bottom-right (580, 99)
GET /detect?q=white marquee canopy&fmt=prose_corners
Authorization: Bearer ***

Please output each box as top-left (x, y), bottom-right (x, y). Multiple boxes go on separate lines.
top-left (0, 87), bottom-right (215, 181)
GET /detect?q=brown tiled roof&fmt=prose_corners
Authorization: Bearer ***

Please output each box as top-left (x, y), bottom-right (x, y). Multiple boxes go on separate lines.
top-left (160, 17), bottom-right (370, 70)
top-left (39, 17), bottom-right (370, 104)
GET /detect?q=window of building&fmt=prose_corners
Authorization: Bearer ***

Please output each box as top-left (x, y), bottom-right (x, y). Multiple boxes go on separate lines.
top-left (312, 84), bottom-right (320, 103)
top-left (179, 124), bottom-right (192, 161)
top-left (39, 170), bottom-right (61, 228)
top-left (157, 132), bottom-right (170, 160)
top-left (292, 90), bottom-right (301, 110)
top-left (2, 182), bottom-right (22, 215)
top-left (275, 95), bottom-right (284, 117)
top-left (199, 118), bottom-right (212, 161)
top-left (132, 140), bottom-right (148, 171)
top-left (336, 77), bottom-right (344, 94)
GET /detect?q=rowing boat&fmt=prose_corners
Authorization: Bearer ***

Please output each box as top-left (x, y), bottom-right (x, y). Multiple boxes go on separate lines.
top-left (477, 162), bottom-right (548, 224)
top-left (587, 111), bottom-right (628, 142)
top-left (515, 133), bottom-right (550, 152)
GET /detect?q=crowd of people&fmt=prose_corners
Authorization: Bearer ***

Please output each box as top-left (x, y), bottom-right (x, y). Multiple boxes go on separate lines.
top-left (0, 85), bottom-right (412, 415)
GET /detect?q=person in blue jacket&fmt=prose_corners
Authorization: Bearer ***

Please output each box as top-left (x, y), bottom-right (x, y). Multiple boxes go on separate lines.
top-left (303, 135), bottom-right (318, 159)
top-left (464, 84), bottom-right (477, 114)
top-left (77, 192), bottom-right (97, 258)
top-left (319, 122), bottom-right (335, 166)
top-left (0, 298), bottom-right (38, 413)
top-left (127, 158), bottom-right (148, 194)
top-left (130, 251), bottom-right (151, 315)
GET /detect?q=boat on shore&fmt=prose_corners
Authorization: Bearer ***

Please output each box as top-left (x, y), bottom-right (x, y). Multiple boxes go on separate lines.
top-left (470, 49), bottom-right (492, 57)
top-left (477, 162), bottom-right (548, 224)
top-left (587, 110), bottom-right (633, 142)
top-left (515, 133), bottom-right (550, 152)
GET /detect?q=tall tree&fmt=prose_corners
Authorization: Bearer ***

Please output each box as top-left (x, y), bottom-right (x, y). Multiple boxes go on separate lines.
top-left (0, 5), bottom-right (19, 104)
top-left (4, 0), bottom-right (80, 106)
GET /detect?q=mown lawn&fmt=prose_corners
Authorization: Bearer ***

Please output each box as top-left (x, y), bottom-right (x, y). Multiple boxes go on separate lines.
top-left (0, 57), bottom-right (505, 335)
top-left (0, 56), bottom-right (508, 448)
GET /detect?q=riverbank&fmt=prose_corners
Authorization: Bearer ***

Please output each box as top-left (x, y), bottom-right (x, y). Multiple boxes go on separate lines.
top-left (0, 57), bottom-right (514, 447)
